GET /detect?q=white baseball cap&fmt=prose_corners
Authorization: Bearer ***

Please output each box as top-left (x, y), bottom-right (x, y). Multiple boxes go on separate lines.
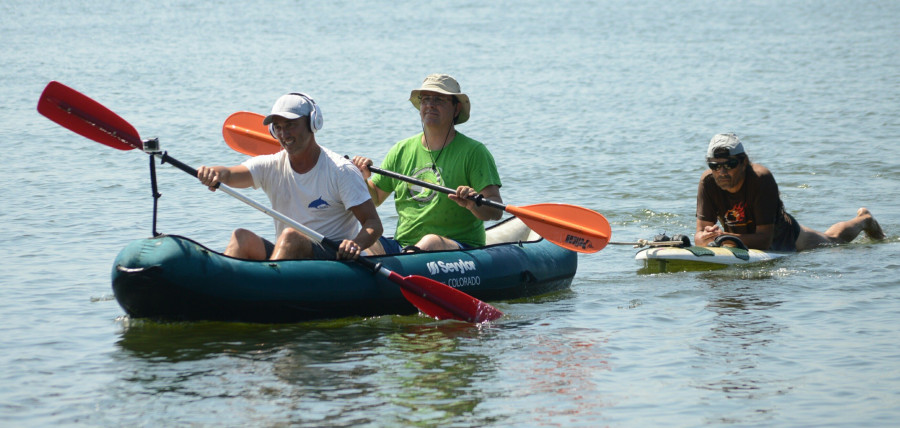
top-left (263, 93), bottom-right (315, 125)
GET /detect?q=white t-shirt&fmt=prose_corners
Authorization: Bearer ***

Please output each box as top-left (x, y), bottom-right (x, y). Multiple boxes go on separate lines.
top-left (243, 146), bottom-right (371, 241)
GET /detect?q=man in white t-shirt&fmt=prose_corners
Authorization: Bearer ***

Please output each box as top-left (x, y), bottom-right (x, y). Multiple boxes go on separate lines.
top-left (197, 92), bottom-right (382, 260)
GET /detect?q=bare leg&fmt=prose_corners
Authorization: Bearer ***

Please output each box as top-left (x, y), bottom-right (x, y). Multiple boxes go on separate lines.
top-left (795, 208), bottom-right (885, 251)
top-left (412, 234), bottom-right (464, 252)
top-left (270, 228), bottom-right (315, 260)
top-left (224, 228), bottom-right (268, 260)
top-left (823, 207), bottom-right (885, 242)
top-left (858, 207), bottom-right (885, 240)
top-left (364, 239), bottom-right (386, 256)
top-left (794, 226), bottom-right (833, 251)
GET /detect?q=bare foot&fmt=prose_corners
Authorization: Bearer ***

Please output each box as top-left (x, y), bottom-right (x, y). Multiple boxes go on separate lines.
top-left (857, 207), bottom-right (885, 240)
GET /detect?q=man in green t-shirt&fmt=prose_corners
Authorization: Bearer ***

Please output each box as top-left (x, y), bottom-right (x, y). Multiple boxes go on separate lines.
top-left (353, 74), bottom-right (503, 253)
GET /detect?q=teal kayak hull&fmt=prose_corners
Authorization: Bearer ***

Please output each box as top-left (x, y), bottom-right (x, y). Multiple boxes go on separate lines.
top-left (111, 219), bottom-right (577, 323)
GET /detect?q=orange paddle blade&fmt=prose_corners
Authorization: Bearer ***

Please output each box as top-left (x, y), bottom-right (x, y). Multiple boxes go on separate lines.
top-left (222, 111), bottom-right (281, 156)
top-left (506, 203), bottom-right (611, 253)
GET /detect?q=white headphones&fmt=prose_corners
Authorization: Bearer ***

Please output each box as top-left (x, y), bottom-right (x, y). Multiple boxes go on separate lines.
top-left (292, 92), bottom-right (323, 133)
top-left (268, 92), bottom-right (324, 137)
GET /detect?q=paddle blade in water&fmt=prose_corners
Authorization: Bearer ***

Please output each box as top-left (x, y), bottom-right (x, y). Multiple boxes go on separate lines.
top-left (222, 111), bottom-right (282, 156)
top-left (507, 203), bottom-right (611, 253)
top-left (37, 81), bottom-right (142, 151)
top-left (393, 273), bottom-right (503, 323)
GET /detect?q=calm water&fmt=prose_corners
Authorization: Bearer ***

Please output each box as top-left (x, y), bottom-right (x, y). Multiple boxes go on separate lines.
top-left (3, 0), bottom-right (899, 426)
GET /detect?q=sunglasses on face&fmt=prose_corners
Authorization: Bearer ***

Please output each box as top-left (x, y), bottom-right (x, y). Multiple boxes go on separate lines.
top-left (707, 158), bottom-right (741, 171)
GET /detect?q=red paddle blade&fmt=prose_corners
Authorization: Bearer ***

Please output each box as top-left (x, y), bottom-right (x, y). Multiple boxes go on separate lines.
top-left (222, 111), bottom-right (281, 156)
top-left (392, 273), bottom-right (503, 323)
top-left (37, 81), bottom-right (142, 151)
top-left (507, 203), bottom-right (611, 253)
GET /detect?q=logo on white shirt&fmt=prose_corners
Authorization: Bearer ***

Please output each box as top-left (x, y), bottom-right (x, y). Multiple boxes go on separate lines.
top-left (308, 197), bottom-right (330, 209)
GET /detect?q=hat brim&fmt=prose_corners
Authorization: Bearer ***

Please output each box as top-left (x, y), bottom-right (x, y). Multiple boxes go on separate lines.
top-left (409, 90), bottom-right (470, 124)
top-left (262, 112), bottom-right (302, 125)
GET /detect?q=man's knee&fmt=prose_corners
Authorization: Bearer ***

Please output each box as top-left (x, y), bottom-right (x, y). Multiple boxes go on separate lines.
top-left (272, 228), bottom-right (314, 259)
top-left (231, 228), bottom-right (258, 244)
top-left (277, 228), bottom-right (310, 246)
top-left (795, 227), bottom-right (834, 251)
top-left (415, 234), bottom-right (459, 251)
top-left (226, 228), bottom-right (267, 259)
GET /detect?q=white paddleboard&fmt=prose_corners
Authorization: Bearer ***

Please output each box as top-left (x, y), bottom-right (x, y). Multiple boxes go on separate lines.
top-left (635, 245), bottom-right (791, 272)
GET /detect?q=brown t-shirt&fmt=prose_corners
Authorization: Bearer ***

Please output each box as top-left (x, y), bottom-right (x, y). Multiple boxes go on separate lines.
top-left (696, 163), bottom-right (798, 251)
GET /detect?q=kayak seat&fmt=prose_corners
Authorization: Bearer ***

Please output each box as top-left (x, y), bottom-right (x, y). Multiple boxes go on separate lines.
top-left (484, 217), bottom-right (540, 246)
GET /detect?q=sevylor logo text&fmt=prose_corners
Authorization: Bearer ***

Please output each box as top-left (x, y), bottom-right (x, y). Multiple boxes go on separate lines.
top-left (426, 259), bottom-right (478, 276)
top-left (565, 234), bottom-right (593, 250)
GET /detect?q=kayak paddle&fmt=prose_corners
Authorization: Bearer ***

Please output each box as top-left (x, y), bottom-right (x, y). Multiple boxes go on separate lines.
top-left (221, 112), bottom-right (612, 253)
top-left (223, 111), bottom-right (280, 156)
top-left (37, 81), bottom-right (503, 323)
top-left (365, 166), bottom-right (611, 253)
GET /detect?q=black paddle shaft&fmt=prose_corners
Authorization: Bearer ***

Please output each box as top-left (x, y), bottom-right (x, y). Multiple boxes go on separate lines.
top-left (367, 165), bottom-right (505, 211)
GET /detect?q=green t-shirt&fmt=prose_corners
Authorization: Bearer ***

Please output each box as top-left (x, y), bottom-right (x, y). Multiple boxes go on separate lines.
top-left (372, 132), bottom-right (502, 247)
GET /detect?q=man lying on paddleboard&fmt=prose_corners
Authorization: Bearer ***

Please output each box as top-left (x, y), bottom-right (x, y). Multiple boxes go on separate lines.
top-left (694, 133), bottom-right (884, 251)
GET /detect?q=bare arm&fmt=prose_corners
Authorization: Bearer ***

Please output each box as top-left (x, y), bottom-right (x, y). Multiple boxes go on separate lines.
top-left (350, 156), bottom-right (392, 206)
top-left (695, 218), bottom-right (720, 247)
top-left (449, 184), bottom-right (503, 221)
top-left (365, 179), bottom-right (391, 207)
top-left (695, 218), bottom-right (775, 250)
top-left (196, 165), bottom-right (254, 190)
top-left (336, 200), bottom-right (383, 260)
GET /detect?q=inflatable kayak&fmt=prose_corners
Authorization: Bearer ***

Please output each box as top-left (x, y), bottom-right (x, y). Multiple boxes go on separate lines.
top-left (111, 218), bottom-right (577, 323)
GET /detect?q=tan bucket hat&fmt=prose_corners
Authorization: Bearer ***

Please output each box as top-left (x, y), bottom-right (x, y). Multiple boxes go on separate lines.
top-left (409, 73), bottom-right (471, 124)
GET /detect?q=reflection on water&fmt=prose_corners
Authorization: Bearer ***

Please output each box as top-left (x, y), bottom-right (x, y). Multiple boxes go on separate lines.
top-left (116, 319), bottom-right (301, 362)
top-left (692, 277), bottom-right (792, 424)
top-left (373, 323), bottom-right (496, 425)
top-left (483, 326), bottom-right (613, 425)
top-left (114, 316), bottom-right (504, 426)
top-left (521, 329), bottom-right (612, 422)
top-left (270, 321), bottom-right (499, 426)
top-left (111, 308), bottom-right (614, 426)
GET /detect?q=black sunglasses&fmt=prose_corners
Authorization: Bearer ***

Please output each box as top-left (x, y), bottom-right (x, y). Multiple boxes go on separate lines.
top-left (707, 158), bottom-right (741, 171)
